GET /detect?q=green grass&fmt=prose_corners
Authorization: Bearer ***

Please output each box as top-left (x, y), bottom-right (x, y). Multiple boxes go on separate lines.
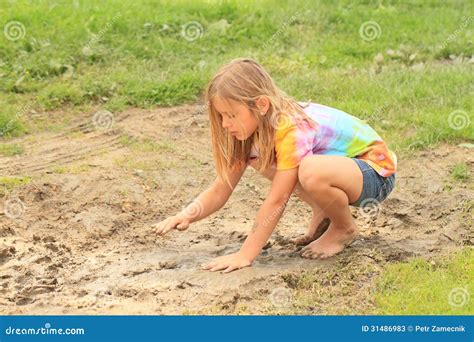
top-left (0, 143), bottom-right (24, 156)
top-left (50, 163), bottom-right (91, 174)
top-left (451, 162), bottom-right (471, 182)
top-left (0, 0), bottom-right (472, 154)
top-left (267, 248), bottom-right (473, 315)
top-left (0, 176), bottom-right (31, 195)
top-left (373, 248), bottom-right (473, 314)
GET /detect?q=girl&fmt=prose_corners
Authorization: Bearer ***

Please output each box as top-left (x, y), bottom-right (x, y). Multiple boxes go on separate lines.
top-left (153, 58), bottom-right (396, 273)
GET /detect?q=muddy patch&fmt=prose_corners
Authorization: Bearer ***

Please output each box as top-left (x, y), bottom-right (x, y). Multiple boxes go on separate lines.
top-left (0, 104), bottom-right (472, 314)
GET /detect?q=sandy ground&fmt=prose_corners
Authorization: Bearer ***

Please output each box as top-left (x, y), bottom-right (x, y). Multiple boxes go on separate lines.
top-left (0, 104), bottom-right (472, 314)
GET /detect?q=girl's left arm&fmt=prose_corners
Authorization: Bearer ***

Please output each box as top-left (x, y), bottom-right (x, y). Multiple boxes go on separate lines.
top-left (202, 168), bottom-right (299, 273)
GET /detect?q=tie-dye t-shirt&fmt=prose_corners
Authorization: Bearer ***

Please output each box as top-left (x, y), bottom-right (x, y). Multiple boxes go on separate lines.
top-left (248, 102), bottom-right (397, 177)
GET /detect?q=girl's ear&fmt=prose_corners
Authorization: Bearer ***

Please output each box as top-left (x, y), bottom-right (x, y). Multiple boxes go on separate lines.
top-left (255, 96), bottom-right (270, 115)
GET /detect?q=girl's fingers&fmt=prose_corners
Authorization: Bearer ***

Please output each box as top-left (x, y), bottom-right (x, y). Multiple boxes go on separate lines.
top-left (176, 220), bottom-right (189, 230)
top-left (156, 216), bottom-right (190, 236)
top-left (202, 261), bottom-right (217, 270)
top-left (166, 217), bottom-right (180, 232)
top-left (156, 224), bottom-right (168, 234)
top-left (209, 265), bottom-right (221, 272)
top-left (157, 222), bottom-right (167, 232)
top-left (155, 223), bottom-right (166, 234)
top-left (157, 217), bottom-right (172, 230)
top-left (223, 265), bottom-right (237, 273)
top-left (161, 221), bottom-right (177, 235)
top-left (210, 262), bottom-right (226, 272)
top-left (153, 221), bottom-right (163, 233)
top-left (157, 217), bottom-right (176, 234)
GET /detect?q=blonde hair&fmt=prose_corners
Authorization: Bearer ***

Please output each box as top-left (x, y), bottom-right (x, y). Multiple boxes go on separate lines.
top-left (205, 57), bottom-right (316, 187)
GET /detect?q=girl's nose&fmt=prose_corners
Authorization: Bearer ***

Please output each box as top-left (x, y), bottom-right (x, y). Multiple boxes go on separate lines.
top-left (222, 117), bottom-right (231, 129)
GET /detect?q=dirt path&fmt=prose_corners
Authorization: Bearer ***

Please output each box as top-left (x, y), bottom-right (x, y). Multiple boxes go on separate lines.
top-left (0, 104), bottom-right (472, 314)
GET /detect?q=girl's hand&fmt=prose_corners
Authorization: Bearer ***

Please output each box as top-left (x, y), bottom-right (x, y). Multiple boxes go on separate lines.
top-left (201, 252), bottom-right (252, 273)
top-left (153, 213), bottom-right (190, 235)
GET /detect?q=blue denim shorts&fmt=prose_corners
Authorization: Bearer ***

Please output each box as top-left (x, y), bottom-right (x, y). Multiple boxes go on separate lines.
top-left (350, 158), bottom-right (396, 207)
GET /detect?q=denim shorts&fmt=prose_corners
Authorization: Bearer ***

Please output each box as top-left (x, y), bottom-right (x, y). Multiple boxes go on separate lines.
top-left (350, 158), bottom-right (396, 207)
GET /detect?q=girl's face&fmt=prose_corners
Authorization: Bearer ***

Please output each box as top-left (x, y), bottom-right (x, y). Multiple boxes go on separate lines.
top-left (212, 97), bottom-right (259, 141)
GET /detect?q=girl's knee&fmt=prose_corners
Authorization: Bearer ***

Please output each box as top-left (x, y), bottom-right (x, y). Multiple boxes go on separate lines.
top-left (298, 156), bottom-right (329, 191)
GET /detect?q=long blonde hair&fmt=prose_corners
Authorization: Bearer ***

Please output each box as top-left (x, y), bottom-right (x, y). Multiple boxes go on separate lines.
top-left (206, 58), bottom-right (316, 187)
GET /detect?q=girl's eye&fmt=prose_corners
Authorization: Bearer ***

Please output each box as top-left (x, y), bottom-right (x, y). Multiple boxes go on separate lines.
top-left (220, 112), bottom-right (236, 119)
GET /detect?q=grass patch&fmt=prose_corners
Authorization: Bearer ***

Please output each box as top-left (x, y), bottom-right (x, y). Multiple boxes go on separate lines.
top-left (451, 162), bottom-right (471, 182)
top-left (50, 163), bottom-right (91, 174)
top-left (373, 248), bottom-right (473, 314)
top-left (251, 248), bottom-right (474, 315)
top-left (0, 0), bottom-right (472, 152)
top-left (0, 143), bottom-right (24, 156)
top-left (0, 176), bottom-right (31, 195)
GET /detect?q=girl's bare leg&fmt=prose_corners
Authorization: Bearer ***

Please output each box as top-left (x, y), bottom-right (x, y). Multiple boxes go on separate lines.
top-left (248, 161), bottom-right (330, 245)
top-left (297, 155), bottom-right (363, 259)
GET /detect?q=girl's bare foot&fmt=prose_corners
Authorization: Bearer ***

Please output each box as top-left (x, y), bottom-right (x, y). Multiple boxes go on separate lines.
top-left (291, 217), bottom-right (330, 246)
top-left (300, 221), bottom-right (358, 259)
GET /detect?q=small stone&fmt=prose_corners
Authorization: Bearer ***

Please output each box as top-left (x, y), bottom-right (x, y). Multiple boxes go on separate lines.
top-left (374, 53), bottom-right (384, 64)
top-left (133, 169), bottom-right (146, 179)
top-left (387, 217), bottom-right (404, 228)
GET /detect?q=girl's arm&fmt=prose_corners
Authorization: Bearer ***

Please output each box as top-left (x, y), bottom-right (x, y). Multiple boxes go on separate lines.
top-left (154, 163), bottom-right (246, 235)
top-left (202, 167), bottom-right (299, 272)
top-left (184, 165), bottom-right (247, 223)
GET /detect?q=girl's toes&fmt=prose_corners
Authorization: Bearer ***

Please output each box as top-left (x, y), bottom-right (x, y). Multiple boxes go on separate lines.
top-left (303, 252), bottom-right (314, 259)
top-left (310, 252), bottom-right (323, 259)
top-left (301, 250), bottom-right (326, 259)
top-left (301, 250), bottom-right (317, 259)
top-left (301, 250), bottom-right (311, 258)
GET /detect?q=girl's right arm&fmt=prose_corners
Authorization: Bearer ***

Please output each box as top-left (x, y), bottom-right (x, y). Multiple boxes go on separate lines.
top-left (153, 163), bottom-right (247, 235)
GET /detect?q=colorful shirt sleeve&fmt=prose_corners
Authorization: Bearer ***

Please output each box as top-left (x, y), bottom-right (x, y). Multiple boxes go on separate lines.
top-left (274, 121), bottom-right (314, 170)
